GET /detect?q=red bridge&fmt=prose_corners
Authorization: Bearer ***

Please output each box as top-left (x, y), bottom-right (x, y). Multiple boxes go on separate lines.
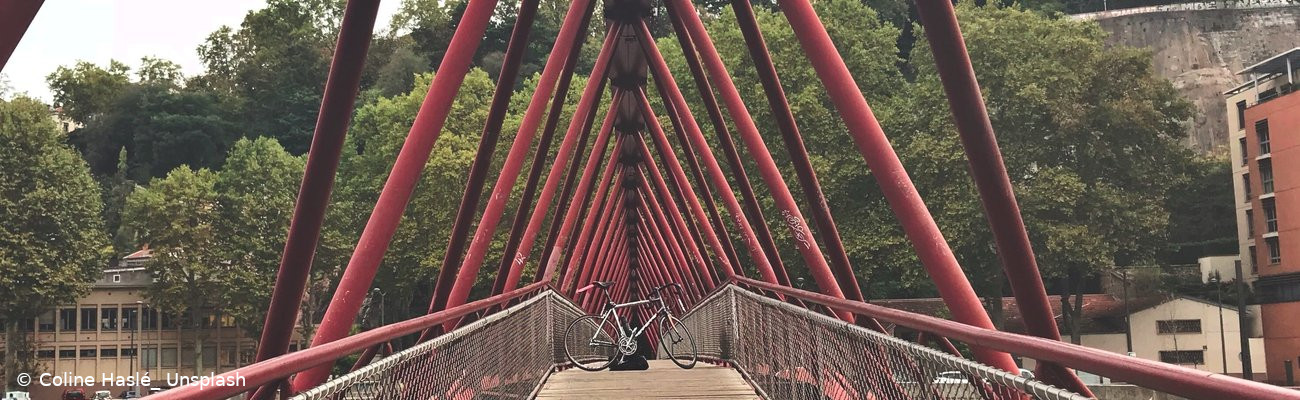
top-left (2, 0), bottom-right (1295, 399)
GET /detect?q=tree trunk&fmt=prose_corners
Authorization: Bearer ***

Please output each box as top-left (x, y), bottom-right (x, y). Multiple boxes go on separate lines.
top-left (4, 321), bottom-right (18, 391)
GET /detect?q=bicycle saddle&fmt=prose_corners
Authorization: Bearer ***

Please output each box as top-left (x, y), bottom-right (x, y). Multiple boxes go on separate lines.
top-left (592, 280), bottom-right (614, 289)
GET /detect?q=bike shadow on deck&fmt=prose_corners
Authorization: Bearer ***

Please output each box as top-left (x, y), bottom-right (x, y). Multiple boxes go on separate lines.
top-left (534, 360), bottom-right (761, 399)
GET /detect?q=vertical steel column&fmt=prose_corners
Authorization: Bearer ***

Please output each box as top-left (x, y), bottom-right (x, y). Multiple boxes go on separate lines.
top-left (728, 0), bottom-right (865, 304)
top-left (441, 0), bottom-right (605, 322)
top-left (294, 0), bottom-right (501, 391)
top-left (669, 0), bottom-right (848, 321)
top-left (252, 0), bottom-right (381, 373)
top-left (912, 1), bottom-right (1089, 394)
top-left (662, 0), bottom-right (788, 277)
top-left (636, 25), bottom-right (777, 283)
top-left (0, 0), bottom-right (42, 73)
top-left (775, 0), bottom-right (1018, 372)
top-left (490, 15), bottom-right (600, 296)
top-left (423, 0), bottom-right (545, 334)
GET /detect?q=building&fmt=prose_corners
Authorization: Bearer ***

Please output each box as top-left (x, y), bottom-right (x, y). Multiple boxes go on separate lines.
top-left (1, 249), bottom-right (308, 398)
top-left (1226, 47), bottom-right (1300, 384)
top-left (875, 294), bottom-right (1267, 381)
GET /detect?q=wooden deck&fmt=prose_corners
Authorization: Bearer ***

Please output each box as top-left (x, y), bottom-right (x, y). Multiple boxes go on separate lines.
top-left (534, 360), bottom-right (761, 399)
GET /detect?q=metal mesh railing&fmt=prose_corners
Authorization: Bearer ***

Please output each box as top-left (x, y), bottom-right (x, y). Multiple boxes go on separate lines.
top-left (291, 290), bottom-right (586, 400)
top-left (675, 286), bottom-right (1089, 400)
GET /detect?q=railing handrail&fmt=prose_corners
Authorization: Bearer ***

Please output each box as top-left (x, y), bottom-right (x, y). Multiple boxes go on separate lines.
top-left (149, 281), bottom-right (551, 400)
top-left (729, 276), bottom-right (1300, 400)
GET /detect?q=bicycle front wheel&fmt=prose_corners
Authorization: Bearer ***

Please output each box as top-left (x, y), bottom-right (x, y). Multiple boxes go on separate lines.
top-left (659, 315), bottom-right (697, 369)
top-left (563, 314), bottom-right (621, 371)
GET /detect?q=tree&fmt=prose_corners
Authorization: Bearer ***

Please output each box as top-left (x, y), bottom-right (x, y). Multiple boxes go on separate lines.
top-left (213, 137), bottom-right (305, 334)
top-left (1, 96), bottom-right (109, 390)
top-left (899, 5), bottom-right (1193, 339)
top-left (123, 167), bottom-right (225, 374)
top-left (195, 0), bottom-right (343, 154)
top-left (46, 60), bottom-right (132, 123)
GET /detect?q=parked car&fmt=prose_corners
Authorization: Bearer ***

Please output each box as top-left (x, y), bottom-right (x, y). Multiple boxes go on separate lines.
top-left (933, 371), bottom-right (969, 384)
top-left (5, 391), bottom-right (31, 400)
top-left (92, 390), bottom-right (112, 399)
top-left (1019, 368), bottom-right (1036, 380)
top-left (61, 389), bottom-right (87, 400)
top-left (119, 390), bottom-right (140, 399)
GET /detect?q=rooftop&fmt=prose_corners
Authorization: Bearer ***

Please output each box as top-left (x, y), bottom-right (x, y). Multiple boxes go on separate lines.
top-left (1238, 47), bottom-right (1300, 76)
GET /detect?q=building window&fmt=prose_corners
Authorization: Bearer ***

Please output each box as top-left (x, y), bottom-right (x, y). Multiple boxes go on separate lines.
top-left (80, 308), bottom-right (96, 332)
top-left (101, 307), bottom-right (118, 331)
top-left (58, 347), bottom-right (76, 359)
top-left (121, 347), bottom-right (137, 357)
top-left (37, 349), bottom-right (55, 359)
top-left (100, 347), bottom-right (118, 358)
top-left (1265, 198), bottom-right (1278, 233)
top-left (122, 306), bottom-right (138, 330)
top-left (1159, 350), bottom-right (1205, 365)
top-left (59, 309), bottom-right (76, 332)
top-left (202, 345), bottom-right (217, 369)
top-left (1237, 100), bottom-right (1247, 130)
top-left (1260, 88), bottom-right (1279, 102)
top-left (1247, 210), bottom-right (1255, 236)
top-left (1243, 173), bottom-right (1251, 200)
top-left (142, 307), bottom-right (158, 330)
top-left (1250, 245), bottom-right (1258, 274)
top-left (18, 318), bottom-right (34, 332)
top-left (1157, 319), bottom-right (1202, 334)
top-left (79, 347), bottom-right (96, 358)
top-left (1240, 137), bottom-right (1248, 165)
top-left (141, 346), bottom-right (158, 369)
top-left (1267, 237), bottom-right (1282, 264)
top-left (161, 347), bottom-right (178, 368)
top-left (1261, 160), bottom-right (1274, 194)
top-left (37, 310), bottom-right (54, 332)
top-left (112, 274), bottom-right (120, 283)
top-left (1257, 120), bottom-right (1271, 155)
top-left (161, 311), bottom-right (176, 329)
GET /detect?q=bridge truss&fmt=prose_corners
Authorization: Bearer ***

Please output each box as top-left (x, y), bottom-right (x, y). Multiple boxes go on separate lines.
top-left (2, 0), bottom-right (1296, 399)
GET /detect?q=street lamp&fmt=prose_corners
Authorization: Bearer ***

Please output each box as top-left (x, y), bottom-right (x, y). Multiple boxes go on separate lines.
top-left (133, 300), bottom-right (142, 395)
top-left (1210, 272), bottom-right (1228, 374)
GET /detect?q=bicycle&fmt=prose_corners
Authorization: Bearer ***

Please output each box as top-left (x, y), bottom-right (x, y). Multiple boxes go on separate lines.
top-left (563, 281), bottom-right (698, 371)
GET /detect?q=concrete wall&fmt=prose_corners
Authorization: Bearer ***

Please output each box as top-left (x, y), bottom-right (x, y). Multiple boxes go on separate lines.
top-left (1080, 3), bottom-right (1300, 154)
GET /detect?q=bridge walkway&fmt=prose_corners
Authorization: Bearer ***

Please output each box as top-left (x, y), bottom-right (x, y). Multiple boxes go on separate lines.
top-left (535, 360), bottom-right (759, 399)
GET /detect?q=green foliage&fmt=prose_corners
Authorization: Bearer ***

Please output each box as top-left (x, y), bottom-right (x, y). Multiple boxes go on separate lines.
top-left (46, 60), bottom-right (132, 122)
top-left (1, 96), bottom-right (109, 389)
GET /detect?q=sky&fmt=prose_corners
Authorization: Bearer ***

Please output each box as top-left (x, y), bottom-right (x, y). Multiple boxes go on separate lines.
top-left (4, 0), bottom-right (404, 101)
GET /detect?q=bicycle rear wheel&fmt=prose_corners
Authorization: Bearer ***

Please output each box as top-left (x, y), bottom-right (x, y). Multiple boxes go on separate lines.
top-left (659, 315), bottom-right (697, 369)
top-left (564, 314), bottom-right (621, 371)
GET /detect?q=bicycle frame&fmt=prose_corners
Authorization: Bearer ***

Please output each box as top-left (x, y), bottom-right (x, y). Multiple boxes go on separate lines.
top-left (586, 289), bottom-right (685, 346)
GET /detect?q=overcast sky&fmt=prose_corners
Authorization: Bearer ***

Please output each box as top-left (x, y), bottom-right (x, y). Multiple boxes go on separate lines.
top-left (4, 0), bottom-right (403, 101)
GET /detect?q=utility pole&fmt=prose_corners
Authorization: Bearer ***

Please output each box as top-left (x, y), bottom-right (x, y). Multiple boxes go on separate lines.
top-left (1235, 261), bottom-right (1254, 380)
top-left (1122, 269), bottom-right (1133, 355)
top-left (1212, 271), bottom-right (1227, 374)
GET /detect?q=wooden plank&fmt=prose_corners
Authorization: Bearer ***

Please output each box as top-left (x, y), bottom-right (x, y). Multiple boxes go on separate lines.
top-left (535, 360), bottom-right (761, 399)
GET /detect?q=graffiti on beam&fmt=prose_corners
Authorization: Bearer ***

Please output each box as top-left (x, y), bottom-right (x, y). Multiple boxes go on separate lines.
top-left (781, 209), bottom-right (811, 250)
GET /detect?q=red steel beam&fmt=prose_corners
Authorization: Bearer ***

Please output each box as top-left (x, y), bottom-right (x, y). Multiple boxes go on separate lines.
top-left (560, 142), bottom-right (624, 292)
top-left (0, 0), bottom-right (42, 73)
top-left (636, 202), bottom-right (701, 300)
top-left (491, 13), bottom-right (599, 296)
top-left (252, 0), bottom-right (381, 374)
top-left (294, 0), bottom-right (501, 390)
top-left (571, 176), bottom-right (625, 296)
top-left (636, 24), bottom-right (775, 282)
top-left (426, 0), bottom-right (549, 327)
top-left (728, 0), bottom-right (865, 304)
top-left (911, 0), bottom-right (1090, 394)
top-left (774, 0), bottom-right (1017, 372)
top-left (637, 179), bottom-right (708, 297)
top-left (631, 128), bottom-right (719, 287)
top-left (661, 0), bottom-right (787, 278)
top-left (558, 135), bottom-right (624, 286)
top-left (668, 0), bottom-right (850, 321)
top-left (441, 0), bottom-right (603, 328)
top-left (500, 45), bottom-right (624, 293)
